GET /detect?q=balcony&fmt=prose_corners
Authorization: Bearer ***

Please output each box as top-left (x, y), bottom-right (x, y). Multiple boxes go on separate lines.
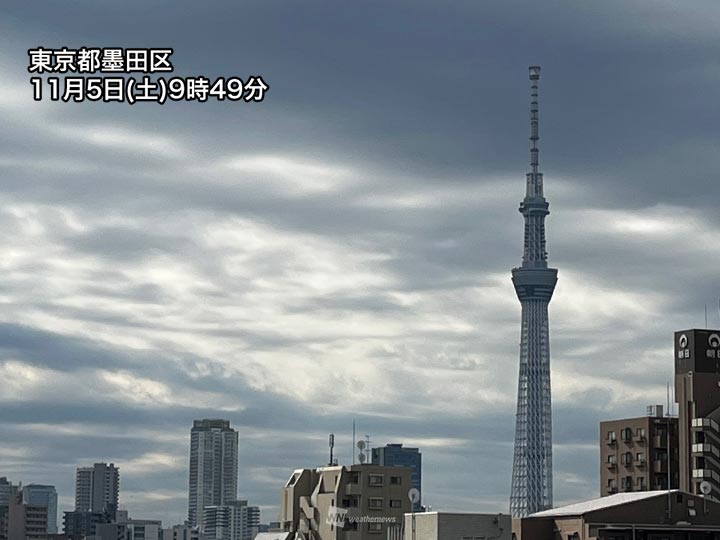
top-left (606, 461), bottom-right (617, 470)
top-left (653, 435), bottom-right (667, 448)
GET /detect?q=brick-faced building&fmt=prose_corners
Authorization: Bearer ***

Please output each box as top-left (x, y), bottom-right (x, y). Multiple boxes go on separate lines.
top-left (600, 406), bottom-right (679, 496)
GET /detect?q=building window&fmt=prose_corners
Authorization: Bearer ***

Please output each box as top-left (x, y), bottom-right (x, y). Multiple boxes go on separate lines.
top-left (637, 477), bottom-right (646, 490)
top-left (621, 428), bottom-right (632, 442)
top-left (608, 431), bottom-right (616, 442)
top-left (348, 472), bottom-right (360, 484)
top-left (368, 522), bottom-right (383, 533)
top-left (368, 475), bottom-right (384, 486)
top-left (368, 497), bottom-right (384, 509)
top-left (390, 476), bottom-right (402, 485)
top-left (607, 455), bottom-right (616, 464)
top-left (622, 452), bottom-right (633, 466)
top-left (636, 427), bottom-right (646, 440)
top-left (390, 499), bottom-right (402, 508)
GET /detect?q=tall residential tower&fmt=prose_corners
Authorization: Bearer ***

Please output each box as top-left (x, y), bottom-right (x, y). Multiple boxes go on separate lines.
top-left (188, 419), bottom-right (239, 528)
top-left (509, 66), bottom-right (558, 517)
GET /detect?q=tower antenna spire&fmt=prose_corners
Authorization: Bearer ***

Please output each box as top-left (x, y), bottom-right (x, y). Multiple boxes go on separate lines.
top-left (529, 66), bottom-right (541, 177)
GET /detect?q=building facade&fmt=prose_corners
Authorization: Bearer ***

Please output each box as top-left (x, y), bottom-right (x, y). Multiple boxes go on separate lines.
top-left (371, 444), bottom-right (422, 511)
top-left (279, 464), bottom-right (412, 540)
top-left (0, 479), bottom-right (19, 508)
top-left (162, 524), bottom-right (204, 540)
top-left (402, 513), bottom-right (511, 540)
top-left (188, 420), bottom-right (239, 529)
top-left (675, 328), bottom-right (720, 500)
top-left (600, 406), bottom-right (679, 496)
top-left (7, 492), bottom-right (48, 540)
top-left (75, 463), bottom-right (120, 519)
top-left (23, 485), bottom-right (59, 534)
top-left (202, 501), bottom-right (259, 540)
top-left (63, 510), bottom-right (112, 538)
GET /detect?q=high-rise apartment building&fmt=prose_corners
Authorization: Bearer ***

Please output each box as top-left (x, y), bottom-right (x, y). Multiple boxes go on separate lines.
top-left (675, 328), bottom-right (720, 499)
top-left (371, 444), bottom-right (422, 511)
top-left (202, 501), bottom-right (259, 540)
top-left (279, 464), bottom-right (412, 539)
top-left (600, 406), bottom-right (679, 495)
top-left (188, 420), bottom-right (239, 528)
top-left (23, 485), bottom-right (58, 534)
top-left (75, 463), bottom-right (120, 519)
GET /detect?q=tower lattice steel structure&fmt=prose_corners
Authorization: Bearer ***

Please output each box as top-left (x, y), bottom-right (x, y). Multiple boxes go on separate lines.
top-left (509, 66), bottom-right (557, 518)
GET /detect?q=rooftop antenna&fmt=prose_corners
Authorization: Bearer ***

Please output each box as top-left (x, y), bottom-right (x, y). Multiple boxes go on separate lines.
top-left (352, 421), bottom-right (356, 465)
top-left (328, 433), bottom-right (335, 466)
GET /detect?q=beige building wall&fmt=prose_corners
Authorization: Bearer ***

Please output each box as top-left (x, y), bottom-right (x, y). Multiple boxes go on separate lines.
top-left (280, 465), bottom-right (411, 540)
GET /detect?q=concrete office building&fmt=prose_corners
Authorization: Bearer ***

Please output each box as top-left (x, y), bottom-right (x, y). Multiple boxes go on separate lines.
top-left (402, 512), bottom-right (511, 540)
top-left (121, 520), bottom-right (162, 540)
top-left (75, 463), bottom-right (120, 519)
top-left (600, 405), bottom-right (679, 495)
top-left (371, 444), bottom-right (422, 511)
top-left (162, 524), bottom-right (204, 540)
top-left (95, 523), bottom-right (129, 540)
top-left (0, 479), bottom-right (19, 508)
top-left (23, 485), bottom-right (59, 534)
top-left (202, 501), bottom-right (259, 540)
top-left (513, 490), bottom-right (720, 540)
top-left (279, 464), bottom-right (411, 540)
top-left (188, 420), bottom-right (239, 528)
top-left (0, 478), bottom-right (19, 540)
top-left (63, 510), bottom-right (112, 538)
top-left (7, 491), bottom-right (48, 540)
top-left (675, 328), bottom-right (720, 499)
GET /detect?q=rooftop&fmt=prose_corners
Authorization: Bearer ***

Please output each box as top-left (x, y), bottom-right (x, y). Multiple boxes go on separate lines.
top-left (530, 491), bottom-right (678, 518)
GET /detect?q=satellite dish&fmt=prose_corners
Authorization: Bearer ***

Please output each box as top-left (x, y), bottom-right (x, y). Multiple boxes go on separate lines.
top-left (357, 453), bottom-right (366, 463)
top-left (357, 440), bottom-right (366, 450)
top-left (700, 481), bottom-right (712, 495)
top-left (408, 488), bottom-right (421, 504)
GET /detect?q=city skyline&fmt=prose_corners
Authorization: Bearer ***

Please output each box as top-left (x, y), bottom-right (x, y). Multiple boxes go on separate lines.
top-left (2, 0), bottom-right (720, 529)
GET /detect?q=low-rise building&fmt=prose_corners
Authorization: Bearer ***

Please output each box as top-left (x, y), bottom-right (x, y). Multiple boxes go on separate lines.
top-left (402, 512), bottom-right (511, 540)
top-left (162, 524), bottom-right (204, 540)
top-left (513, 490), bottom-right (720, 540)
top-left (279, 464), bottom-right (412, 539)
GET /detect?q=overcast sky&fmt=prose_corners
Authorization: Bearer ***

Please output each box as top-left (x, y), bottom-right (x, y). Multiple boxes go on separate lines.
top-left (1, 0), bottom-right (719, 526)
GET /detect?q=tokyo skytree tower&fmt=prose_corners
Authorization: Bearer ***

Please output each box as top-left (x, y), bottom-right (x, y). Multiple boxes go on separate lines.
top-left (509, 66), bottom-right (558, 518)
